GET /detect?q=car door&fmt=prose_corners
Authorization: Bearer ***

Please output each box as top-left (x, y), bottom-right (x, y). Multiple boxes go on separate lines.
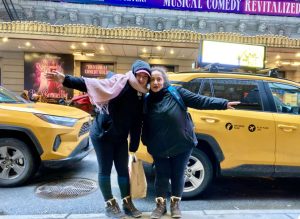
top-left (267, 82), bottom-right (300, 173)
top-left (195, 78), bottom-right (276, 173)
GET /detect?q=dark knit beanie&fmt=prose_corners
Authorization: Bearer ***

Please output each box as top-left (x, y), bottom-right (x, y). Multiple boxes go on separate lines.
top-left (131, 60), bottom-right (151, 77)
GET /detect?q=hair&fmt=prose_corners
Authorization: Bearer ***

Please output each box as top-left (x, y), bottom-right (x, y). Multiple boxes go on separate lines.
top-left (150, 66), bottom-right (170, 87)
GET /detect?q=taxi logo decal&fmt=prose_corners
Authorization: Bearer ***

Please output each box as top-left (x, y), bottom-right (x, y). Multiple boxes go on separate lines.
top-left (248, 124), bottom-right (256, 132)
top-left (225, 123), bottom-right (233, 130)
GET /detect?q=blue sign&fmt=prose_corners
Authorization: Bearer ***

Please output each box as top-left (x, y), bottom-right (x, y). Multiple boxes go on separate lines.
top-left (52, 0), bottom-right (300, 17)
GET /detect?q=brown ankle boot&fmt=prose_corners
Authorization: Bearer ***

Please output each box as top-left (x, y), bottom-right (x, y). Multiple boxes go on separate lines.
top-left (105, 198), bottom-right (126, 218)
top-left (170, 196), bottom-right (182, 218)
top-left (150, 197), bottom-right (167, 219)
top-left (122, 196), bottom-right (142, 218)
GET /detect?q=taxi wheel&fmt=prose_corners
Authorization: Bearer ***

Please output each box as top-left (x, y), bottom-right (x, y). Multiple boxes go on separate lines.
top-left (182, 148), bottom-right (213, 198)
top-left (0, 138), bottom-right (38, 187)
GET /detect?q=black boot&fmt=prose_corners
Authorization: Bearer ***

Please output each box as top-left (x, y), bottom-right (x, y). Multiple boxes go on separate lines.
top-left (170, 196), bottom-right (182, 218)
top-left (122, 196), bottom-right (142, 218)
top-left (105, 198), bottom-right (126, 218)
top-left (150, 197), bottom-right (167, 219)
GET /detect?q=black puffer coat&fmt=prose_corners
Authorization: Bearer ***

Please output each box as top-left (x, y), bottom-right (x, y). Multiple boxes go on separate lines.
top-left (142, 86), bottom-right (228, 158)
top-left (63, 75), bottom-right (143, 152)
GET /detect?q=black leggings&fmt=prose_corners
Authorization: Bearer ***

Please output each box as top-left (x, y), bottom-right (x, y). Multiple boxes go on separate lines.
top-left (153, 149), bottom-right (193, 198)
top-left (90, 116), bottom-right (130, 201)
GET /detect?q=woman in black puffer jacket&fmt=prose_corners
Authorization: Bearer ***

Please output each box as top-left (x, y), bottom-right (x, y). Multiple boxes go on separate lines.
top-left (46, 60), bottom-right (151, 219)
top-left (142, 67), bottom-right (239, 219)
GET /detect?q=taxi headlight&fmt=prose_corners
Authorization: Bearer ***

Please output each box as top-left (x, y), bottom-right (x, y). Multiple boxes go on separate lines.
top-left (34, 113), bottom-right (78, 127)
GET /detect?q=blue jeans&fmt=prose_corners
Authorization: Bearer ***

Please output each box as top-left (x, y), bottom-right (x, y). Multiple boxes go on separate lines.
top-left (152, 149), bottom-right (193, 198)
top-left (90, 113), bottom-right (130, 201)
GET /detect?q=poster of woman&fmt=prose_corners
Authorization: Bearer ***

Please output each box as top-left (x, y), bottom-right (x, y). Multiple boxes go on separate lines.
top-left (24, 53), bottom-right (74, 103)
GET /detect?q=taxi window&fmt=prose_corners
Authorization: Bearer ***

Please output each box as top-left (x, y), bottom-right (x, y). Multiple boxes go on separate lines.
top-left (211, 79), bottom-right (263, 111)
top-left (268, 82), bottom-right (300, 114)
top-left (0, 87), bottom-right (25, 103)
top-left (199, 80), bottom-right (212, 97)
top-left (182, 78), bottom-right (202, 94)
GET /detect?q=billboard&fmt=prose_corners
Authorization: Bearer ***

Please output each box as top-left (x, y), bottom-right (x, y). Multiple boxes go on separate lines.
top-left (24, 53), bottom-right (74, 103)
top-left (199, 41), bottom-right (265, 68)
top-left (50, 0), bottom-right (300, 18)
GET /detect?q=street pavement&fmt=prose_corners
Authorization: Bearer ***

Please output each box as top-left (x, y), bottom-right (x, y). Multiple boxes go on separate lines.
top-left (2, 150), bottom-right (300, 218)
top-left (1, 210), bottom-right (300, 219)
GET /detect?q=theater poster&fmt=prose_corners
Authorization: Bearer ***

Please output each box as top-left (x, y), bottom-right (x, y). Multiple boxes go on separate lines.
top-left (24, 53), bottom-right (74, 103)
top-left (80, 62), bottom-right (114, 78)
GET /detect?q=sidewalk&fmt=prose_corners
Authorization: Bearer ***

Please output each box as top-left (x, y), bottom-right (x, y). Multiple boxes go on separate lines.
top-left (0, 210), bottom-right (300, 219)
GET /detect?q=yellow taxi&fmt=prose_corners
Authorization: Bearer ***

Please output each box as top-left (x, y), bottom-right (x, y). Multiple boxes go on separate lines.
top-left (137, 70), bottom-right (300, 198)
top-left (0, 86), bottom-right (91, 187)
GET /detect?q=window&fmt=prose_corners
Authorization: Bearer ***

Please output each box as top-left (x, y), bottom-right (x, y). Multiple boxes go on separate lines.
top-left (0, 87), bottom-right (25, 103)
top-left (199, 79), bottom-right (212, 97)
top-left (183, 78), bottom-right (202, 94)
top-left (268, 82), bottom-right (300, 114)
top-left (211, 79), bottom-right (263, 111)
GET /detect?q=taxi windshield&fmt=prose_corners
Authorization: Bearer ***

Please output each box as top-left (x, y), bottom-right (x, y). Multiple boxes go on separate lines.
top-left (0, 87), bottom-right (28, 103)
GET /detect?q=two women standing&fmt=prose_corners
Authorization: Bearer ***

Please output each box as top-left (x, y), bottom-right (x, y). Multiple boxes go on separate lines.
top-left (47, 63), bottom-right (239, 219)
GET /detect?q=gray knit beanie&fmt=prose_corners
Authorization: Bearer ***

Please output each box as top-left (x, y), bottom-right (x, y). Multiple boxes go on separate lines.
top-left (131, 60), bottom-right (151, 77)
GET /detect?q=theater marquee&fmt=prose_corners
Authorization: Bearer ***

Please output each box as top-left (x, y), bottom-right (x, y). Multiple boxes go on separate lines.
top-left (54, 0), bottom-right (300, 17)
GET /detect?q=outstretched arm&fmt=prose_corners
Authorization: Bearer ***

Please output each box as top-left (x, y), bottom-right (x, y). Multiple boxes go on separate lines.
top-left (177, 87), bottom-right (240, 110)
top-left (45, 71), bottom-right (87, 92)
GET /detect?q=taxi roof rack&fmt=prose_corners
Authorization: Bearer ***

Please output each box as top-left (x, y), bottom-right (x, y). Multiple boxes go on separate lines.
top-left (178, 63), bottom-right (280, 78)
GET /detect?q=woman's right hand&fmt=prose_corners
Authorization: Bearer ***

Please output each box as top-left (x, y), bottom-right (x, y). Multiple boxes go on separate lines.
top-left (45, 70), bottom-right (65, 83)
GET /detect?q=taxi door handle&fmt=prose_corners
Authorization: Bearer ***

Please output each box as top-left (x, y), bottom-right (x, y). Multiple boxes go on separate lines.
top-left (200, 116), bottom-right (220, 123)
top-left (278, 124), bottom-right (297, 132)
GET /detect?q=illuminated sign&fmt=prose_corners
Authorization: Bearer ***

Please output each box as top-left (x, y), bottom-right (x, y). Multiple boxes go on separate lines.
top-left (200, 41), bottom-right (265, 68)
top-left (52, 0), bottom-right (300, 17)
top-left (24, 53), bottom-right (74, 101)
top-left (81, 62), bottom-right (114, 78)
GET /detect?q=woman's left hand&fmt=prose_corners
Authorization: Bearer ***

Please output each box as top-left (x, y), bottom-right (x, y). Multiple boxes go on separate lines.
top-left (227, 101), bottom-right (240, 109)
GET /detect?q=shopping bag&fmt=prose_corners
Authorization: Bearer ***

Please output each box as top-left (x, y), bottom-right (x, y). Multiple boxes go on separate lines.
top-left (128, 154), bottom-right (147, 199)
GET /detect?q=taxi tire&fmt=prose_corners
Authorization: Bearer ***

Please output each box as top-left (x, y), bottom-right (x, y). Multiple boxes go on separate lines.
top-left (182, 148), bottom-right (213, 199)
top-left (0, 138), bottom-right (38, 187)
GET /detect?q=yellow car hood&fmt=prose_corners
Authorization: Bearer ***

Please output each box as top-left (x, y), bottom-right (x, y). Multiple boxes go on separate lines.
top-left (0, 102), bottom-right (89, 119)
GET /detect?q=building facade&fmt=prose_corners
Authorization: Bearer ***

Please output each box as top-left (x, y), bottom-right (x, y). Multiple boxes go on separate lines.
top-left (0, 0), bottom-right (300, 94)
